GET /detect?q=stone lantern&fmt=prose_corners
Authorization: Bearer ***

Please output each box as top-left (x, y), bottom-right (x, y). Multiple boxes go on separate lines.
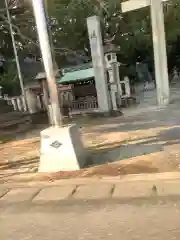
top-left (104, 43), bottom-right (122, 110)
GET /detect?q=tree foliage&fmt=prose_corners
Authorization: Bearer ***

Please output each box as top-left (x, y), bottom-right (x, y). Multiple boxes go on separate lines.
top-left (0, 61), bottom-right (20, 96)
top-left (1, 0), bottom-right (180, 94)
top-left (44, 0), bottom-right (180, 68)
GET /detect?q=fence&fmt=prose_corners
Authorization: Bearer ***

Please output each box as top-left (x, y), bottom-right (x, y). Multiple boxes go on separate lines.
top-left (69, 97), bottom-right (98, 114)
top-left (4, 95), bottom-right (27, 112)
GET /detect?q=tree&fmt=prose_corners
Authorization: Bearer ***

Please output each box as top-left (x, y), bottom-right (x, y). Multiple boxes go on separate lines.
top-left (1, 0), bottom-right (180, 89)
top-left (0, 61), bottom-right (20, 96)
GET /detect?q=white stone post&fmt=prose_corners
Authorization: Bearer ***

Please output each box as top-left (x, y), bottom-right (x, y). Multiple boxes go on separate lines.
top-left (17, 97), bottom-right (23, 112)
top-left (21, 96), bottom-right (27, 112)
top-left (36, 95), bottom-right (42, 110)
top-left (124, 76), bottom-right (131, 97)
top-left (11, 98), bottom-right (17, 111)
top-left (87, 16), bottom-right (111, 113)
top-left (110, 84), bottom-right (118, 110)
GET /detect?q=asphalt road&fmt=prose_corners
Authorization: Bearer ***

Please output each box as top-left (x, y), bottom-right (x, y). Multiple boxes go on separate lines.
top-left (1, 199), bottom-right (180, 240)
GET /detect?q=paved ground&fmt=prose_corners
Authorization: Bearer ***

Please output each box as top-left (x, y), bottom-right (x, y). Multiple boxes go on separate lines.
top-left (1, 198), bottom-right (180, 240)
top-left (1, 83), bottom-right (180, 183)
top-left (1, 172), bottom-right (180, 240)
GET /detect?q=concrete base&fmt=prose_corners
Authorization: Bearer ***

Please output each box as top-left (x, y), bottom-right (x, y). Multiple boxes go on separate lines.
top-left (38, 124), bottom-right (87, 173)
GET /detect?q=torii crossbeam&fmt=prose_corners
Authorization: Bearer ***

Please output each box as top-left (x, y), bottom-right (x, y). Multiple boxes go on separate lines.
top-left (121, 0), bottom-right (170, 106)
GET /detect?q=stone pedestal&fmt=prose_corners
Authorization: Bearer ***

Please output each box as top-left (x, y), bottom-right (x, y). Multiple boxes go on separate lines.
top-left (108, 63), bottom-right (122, 106)
top-left (38, 124), bottom-right (87, 173)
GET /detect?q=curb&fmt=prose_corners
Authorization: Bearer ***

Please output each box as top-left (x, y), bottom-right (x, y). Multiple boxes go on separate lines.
top-left (1, 172), bottom-right (180, 205)
top-left (1, 172), bottom-right (180, 188)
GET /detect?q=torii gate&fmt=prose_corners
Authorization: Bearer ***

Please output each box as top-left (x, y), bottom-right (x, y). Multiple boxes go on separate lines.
top-left (121, 0), bottom-right (170, 106)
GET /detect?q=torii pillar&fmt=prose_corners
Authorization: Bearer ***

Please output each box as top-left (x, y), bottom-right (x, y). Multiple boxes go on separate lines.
top-left (121, 0), bottom-right (170, 106)
top-left (87, 16), bottom-right (111, 113)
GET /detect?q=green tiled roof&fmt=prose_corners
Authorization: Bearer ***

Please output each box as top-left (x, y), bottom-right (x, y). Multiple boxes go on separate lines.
top-left (57, 68), bottom-right (95, 84)
top-left (63, 62), bottom-right (92, 73)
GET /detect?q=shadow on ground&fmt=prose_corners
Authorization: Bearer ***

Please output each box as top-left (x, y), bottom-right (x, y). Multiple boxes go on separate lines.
top-left (93, 114), bottom-right (180, 134)
top-left (89, 126), bottom-right (180, 167)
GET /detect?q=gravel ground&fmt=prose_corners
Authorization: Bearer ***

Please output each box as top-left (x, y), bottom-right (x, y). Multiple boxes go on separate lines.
top-left (1, 84), bottom-right (180, 182)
